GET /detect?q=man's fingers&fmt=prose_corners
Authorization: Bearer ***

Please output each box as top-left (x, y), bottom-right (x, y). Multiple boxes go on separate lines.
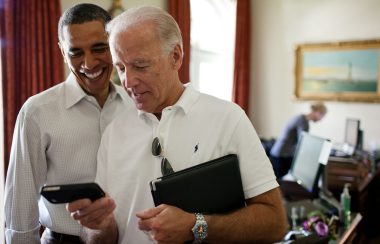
top-left (67, 197), bottom-right (115, 225)
top-left (136, 204), bottom-right (166, 219)
top-left (67, 197), bottom-right (116, 230)
top-left (66, 198), bottom-right (92, 212)
top-left (78, 200), bottom-right (116, 224)
top-left (138, 217), bottom-right (155, 231)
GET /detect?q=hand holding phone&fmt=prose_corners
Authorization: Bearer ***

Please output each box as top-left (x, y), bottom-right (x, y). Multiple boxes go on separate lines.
top-left (41, 182), bottom-right (105, 204)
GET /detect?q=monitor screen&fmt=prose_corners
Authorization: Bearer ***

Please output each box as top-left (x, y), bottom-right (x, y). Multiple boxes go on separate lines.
top-left (290, 132), bottom-right (328, 194)
top-left (344, 118), bottom-right (360, 147)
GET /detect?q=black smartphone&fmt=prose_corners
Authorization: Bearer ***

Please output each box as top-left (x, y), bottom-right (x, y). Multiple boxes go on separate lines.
top-left (41, 182), bottom-right (105, 204)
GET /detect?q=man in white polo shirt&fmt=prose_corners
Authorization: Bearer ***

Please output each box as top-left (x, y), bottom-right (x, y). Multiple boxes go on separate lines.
top-left (67, 6), bottom-right (288, 244)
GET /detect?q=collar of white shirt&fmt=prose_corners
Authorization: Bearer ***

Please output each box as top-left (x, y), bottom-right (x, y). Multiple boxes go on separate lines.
top-left (137, 85), bottom-right (200, 119)
top-left (64, 73), bottom-right (124, 109)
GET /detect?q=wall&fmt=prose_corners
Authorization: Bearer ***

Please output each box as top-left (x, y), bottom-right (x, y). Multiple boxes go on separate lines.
top-left (250, 0), bottom-right (380, 150)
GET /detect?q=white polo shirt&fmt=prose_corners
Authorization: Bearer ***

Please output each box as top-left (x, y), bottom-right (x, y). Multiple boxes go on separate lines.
top-left (5, 74), bottom-right (133, 243)
top-left (96, 86), bottom-right (278, 244)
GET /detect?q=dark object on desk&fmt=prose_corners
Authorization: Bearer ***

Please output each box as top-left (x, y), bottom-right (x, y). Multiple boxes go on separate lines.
top-left (150, 154), bottom-right (246, 214)
top-left (284, 231), bottom-right (329, 244)
top-left (279, 180), bottom-right (315, 201)
top-left (330, 148), bottom-right (351, 158)
top-left (294, 234), bottom-right (329, 244)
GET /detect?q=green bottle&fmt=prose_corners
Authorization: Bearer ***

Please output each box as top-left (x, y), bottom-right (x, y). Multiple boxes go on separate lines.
top-left (340, 183), bottom-right (351, 228)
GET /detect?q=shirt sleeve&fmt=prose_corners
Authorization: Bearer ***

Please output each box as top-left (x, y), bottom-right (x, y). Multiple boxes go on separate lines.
top-left (4, 107), bottom-right (47, 243)
top-left (229, 111), bottom-right (278, 199)
top-left (296, 116), bottom-right (308, 143)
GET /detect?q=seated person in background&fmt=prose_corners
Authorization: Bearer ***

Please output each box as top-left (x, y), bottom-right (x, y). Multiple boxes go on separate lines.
top-left (270, 102), bottom-right (327, 178)
top-left (66, 6), bottom-right (288, 244)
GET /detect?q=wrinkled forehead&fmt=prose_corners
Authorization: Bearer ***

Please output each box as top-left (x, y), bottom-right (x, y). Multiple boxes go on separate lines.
top-left (109, 23), bottom-right (163, 62)
top-left (109, 21), bottom-right (157, 44)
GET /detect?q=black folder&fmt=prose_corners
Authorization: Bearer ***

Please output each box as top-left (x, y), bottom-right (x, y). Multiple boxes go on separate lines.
top-left (149, 154), bottom-right (246, 214)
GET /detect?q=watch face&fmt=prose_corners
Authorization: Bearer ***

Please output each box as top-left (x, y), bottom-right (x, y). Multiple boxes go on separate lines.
top-left (196, 223), bottom-right (207, 237)
top-left (192, 213), bottom-right (208, 243)
top-left (193, 220), bottom-right (208, 241)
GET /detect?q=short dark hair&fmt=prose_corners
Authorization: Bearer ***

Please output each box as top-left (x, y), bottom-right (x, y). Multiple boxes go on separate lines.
top-left (58, 3), bottom-right (111, 42)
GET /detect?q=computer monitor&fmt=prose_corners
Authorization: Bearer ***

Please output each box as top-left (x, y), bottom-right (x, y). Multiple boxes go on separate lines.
top-left (289, 132), bottom-right (331, 196)
top-left (344, 118), bottom-right (361, 149)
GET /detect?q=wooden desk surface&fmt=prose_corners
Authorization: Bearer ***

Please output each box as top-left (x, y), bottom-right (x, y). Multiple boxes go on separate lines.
top-left (282, 199), bottom-right (362, 244)
top-left (337, 213), bottom-right (362, 244)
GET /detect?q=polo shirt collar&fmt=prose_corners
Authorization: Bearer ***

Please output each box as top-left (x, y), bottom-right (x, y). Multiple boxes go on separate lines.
top-left (173, 85), bottom-right (200, 114)
top-left (64, 73), bottom-right (122, 109)
top-left (137, 84), bottom-right (200, 118)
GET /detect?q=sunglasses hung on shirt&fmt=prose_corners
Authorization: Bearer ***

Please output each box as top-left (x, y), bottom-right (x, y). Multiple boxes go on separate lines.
top-left (152, 137), bottom-right (174, 176)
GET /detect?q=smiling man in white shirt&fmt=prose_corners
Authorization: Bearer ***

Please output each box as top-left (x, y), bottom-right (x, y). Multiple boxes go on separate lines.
top-left (4, 4), bottom-right (132, 244)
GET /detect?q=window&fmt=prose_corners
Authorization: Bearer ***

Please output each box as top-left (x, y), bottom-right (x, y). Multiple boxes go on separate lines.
top-left (190, 0), bottom-right (236, 101)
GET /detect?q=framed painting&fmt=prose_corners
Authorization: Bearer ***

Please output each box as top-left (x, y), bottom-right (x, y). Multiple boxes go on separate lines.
top-left (295, 39), bottom-right (380, 102)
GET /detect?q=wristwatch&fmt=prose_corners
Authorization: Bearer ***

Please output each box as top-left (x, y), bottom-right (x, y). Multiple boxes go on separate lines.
top-left (191, 213), bottom-right (208, 243)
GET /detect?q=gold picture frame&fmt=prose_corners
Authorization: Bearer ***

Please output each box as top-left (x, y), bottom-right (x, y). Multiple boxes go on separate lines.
top-left (294, 39), bottom-right (380, 103)
top-left (108, 0), bottom-right (125, 17)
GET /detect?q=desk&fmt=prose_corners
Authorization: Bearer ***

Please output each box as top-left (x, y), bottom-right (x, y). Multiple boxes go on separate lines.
top-left (326, 156), bottom-right (368, 193)
top-left (336, 213), bottom-right (362, 244)
top-left (282, 199), bottom-right (362, 244)
top-left (278, 179), bottom-right (315, 202)
top-left (326, 157), bottom-right (380, 242)
top-left (278, 156), bottom-right (380, 242)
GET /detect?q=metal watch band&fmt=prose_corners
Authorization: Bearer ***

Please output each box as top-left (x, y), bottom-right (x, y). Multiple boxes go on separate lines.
top-left (192, 213), bottom-right (208, 243)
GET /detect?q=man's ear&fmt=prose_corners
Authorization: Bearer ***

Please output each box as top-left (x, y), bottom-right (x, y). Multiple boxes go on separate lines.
top-left (172, 44), bottom-right (183, 69)
top-left (58, 42), bottom-right (67, 63)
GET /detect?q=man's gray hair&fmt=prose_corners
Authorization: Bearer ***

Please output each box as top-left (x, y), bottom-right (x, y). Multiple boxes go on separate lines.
top-left (106, 6), bottom-right (183, 54)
